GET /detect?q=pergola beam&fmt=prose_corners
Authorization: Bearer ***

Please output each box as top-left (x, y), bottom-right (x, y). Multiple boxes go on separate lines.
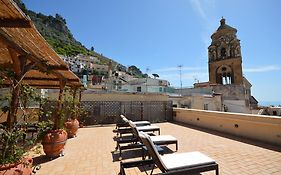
top-left (0, 29), bottom-right (72, 85)
top-left (22, 77), bottom-right (80, 82)
top-left (0, 18), bottom-right (32, 28)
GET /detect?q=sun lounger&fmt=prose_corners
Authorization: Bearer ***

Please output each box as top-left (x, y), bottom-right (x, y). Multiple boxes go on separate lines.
top-left (135, 132), bottom-right (219, 175)
top-left (115, 115), bottom-right (151, 129)
top-left (128, 121), bottom-right (178, 151)
top-left (116, 121), bottom-right (176, 159)
top-left (114, 123), bottom-right (160, 138)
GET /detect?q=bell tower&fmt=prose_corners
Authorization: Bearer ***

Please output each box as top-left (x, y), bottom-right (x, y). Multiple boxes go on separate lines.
top-left (208, 18), bottom-right (243, 85)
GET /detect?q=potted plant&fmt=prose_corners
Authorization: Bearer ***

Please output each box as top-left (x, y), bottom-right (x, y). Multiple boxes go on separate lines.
top-left (40, 82), bottom-right (85, 157)
top-left (64, 88), bottom-right (80, 138)
top-left (40, 92), bottom-right (68, 158)
top-left (0, 124), bottom-right (33, 175)
top-left (0, 81), bottom-right (46, 174)
top-left (64, 118), bottom-right (79, 138)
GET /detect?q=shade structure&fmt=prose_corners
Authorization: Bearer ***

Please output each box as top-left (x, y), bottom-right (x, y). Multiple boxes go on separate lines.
top-left (0, 0), bottom-right (83, 89)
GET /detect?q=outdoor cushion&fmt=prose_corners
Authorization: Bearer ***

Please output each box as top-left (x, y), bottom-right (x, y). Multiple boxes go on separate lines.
top-left (132, 121), bottom-right (150, 125)
top-left (160, 151), bottom-right (216, 171)
top-left (136, 125), bottom-right (160, 131)
top-left (150, 135), bottom-right (177, 142)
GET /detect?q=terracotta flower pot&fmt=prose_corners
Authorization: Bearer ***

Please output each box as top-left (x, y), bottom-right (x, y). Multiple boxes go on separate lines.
top-left (0, 157), bottom-right (33, 175)
top-left (65, 119), bottom-right (79, 138)
top-left (42, 129), bottom-right (67, 158)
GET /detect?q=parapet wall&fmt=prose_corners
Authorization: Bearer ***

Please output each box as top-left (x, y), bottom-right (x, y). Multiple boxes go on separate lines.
top-left (173, 108), bottom-right (281, 146)
top-left (47, 91), bottom-right (169, 102)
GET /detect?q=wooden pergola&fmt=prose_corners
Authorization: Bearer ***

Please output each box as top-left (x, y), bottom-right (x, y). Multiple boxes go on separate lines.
top-left (0, 0), bottom-right (83, 129)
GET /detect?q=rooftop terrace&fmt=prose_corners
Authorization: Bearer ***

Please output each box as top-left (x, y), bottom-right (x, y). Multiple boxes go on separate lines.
top-left (33, 122), bottom-right (281, 175)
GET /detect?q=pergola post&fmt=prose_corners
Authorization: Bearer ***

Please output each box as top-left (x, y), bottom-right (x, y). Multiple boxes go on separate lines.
top-left (6, 48), bottom-right (30, 130)
top-left (72, 87), bottom-right (77, 119)
top-left (7, 79), bottom-right (20, 129)
top-left (54, 79), bottom-right (66, 129)
top-left (72, 88), bottom-right (77, 107)
top-left (78, 88), bottom-right (82, 106)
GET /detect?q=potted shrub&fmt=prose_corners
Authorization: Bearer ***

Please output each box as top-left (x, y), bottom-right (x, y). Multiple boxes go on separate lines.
top-left (0, 124), bottom-right (33, 175)
top-left (41, 93), bottom-right (68, 158)
top-left (40, 85), bottom-right (83, 157)
top-left (0, 82), bottom-right (46, 174)
top-left (63, 88), bottom-right (80, 138)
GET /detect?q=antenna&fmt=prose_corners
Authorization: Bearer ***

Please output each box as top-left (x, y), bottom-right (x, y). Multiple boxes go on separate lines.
top-left (145, 67), bottom-right (150, 92)
top-left (177, 65), bottom-right (183, 94)
top-left (193, 76), bottom-right (199, 83)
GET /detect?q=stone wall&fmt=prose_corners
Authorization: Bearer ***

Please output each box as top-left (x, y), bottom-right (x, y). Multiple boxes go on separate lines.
top-left (173, 108), bottom-right (281, 146)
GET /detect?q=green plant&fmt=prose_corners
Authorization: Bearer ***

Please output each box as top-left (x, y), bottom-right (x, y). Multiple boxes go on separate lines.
top-left (39, 87), bottom-right (83, 129)
top-left (62, 87), bottom-right (83, 120)
top-left (36, 120), bottom-right (53, 140)
top-left (0, 121), bottom-right (52, 164)
top-left (0, 124), bottom-right (26, 164)
top-left (39, 97), bottom-right (66, 130)
top-left (0, 76), bottom-right (51, 164)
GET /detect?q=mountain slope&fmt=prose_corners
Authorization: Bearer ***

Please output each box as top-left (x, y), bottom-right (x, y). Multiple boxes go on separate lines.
top-left (14, 0), bottom-right (145, 77)
top-left (14, 0), bottom-right (112, 63)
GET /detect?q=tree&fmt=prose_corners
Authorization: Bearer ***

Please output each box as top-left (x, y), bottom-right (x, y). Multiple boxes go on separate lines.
top-left (90, 46), bottom-right (94, 51)
top-left (152, 73), bottom-right (159, 78)
top-left (128, 65), bottom-right (142, 75)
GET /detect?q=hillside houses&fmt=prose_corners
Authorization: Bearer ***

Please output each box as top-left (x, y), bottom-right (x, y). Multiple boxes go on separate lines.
top-left (61, 54), bottom-right (108, 75)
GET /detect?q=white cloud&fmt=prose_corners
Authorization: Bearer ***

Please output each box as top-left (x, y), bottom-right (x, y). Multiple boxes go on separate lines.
top-left (182, 72), bottom-right (208, 80)
top-left (244, 66), bottom-right (281, 73)
top-left (154, 66), bottom-right (205, 73)
top-left (190, 0), bottom-right (207, 20)
top-left (160, 71), bottom-right (208, 84)
top-left (160, 72), bottom-right (206, 79)
top-left (189, 0), bottom-right (218, 62)
top-left (189, 0), bottom-right (217, 21)
top-left (153, 66), bottom-right (208, 86)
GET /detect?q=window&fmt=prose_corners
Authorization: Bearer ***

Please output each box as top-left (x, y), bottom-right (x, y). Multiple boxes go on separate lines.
top-left (216, 65), bottom-right (233, 85)
top-left (137, 86), bottom-right (141, 92)
top-left (204, 104), bottom-right (208, 110)
top-left (273, 111), bottom-right (277, 116)
top-left (221, 48), bottom-right (226, 57)
top-left (159, 87), bottom-right (162, 92)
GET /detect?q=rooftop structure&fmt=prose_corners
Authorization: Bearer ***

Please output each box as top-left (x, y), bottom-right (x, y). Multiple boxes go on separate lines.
top-left (33, 122), bottom-right (281, 175)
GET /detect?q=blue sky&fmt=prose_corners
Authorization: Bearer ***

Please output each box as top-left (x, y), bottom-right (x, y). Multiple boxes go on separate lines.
top-left (22, 0), bottom-right (281, 103)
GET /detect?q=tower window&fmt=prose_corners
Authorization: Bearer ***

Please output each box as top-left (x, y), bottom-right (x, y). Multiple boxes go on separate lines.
top-left (204, 104), bottom-right (208, 110)
top-left (216, 65), bottom-right (233, 85)
top-left (221, 48), bottom-right (226, 58)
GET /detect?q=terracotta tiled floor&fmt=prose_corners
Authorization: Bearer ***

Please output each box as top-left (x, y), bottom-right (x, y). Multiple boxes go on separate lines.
top-left (34, 122), bottom-right (281, 175)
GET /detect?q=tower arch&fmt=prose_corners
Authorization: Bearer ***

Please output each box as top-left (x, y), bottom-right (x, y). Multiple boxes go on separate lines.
top-left (216, 65), bottom-right (233, 85)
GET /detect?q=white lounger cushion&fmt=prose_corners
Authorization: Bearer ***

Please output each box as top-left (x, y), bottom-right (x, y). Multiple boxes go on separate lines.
top-left (133, 121), bottom-right (150, 125)
top-left (136, 125), bottom-right (160, 131)
top-left (150, 135), bottom-right (177, 142)
top-left (160, 151), bottom-right (215, 170)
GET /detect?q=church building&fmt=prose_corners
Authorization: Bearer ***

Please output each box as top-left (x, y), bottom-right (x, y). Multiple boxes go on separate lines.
top-left (174, 18), bottom-right (258, 113)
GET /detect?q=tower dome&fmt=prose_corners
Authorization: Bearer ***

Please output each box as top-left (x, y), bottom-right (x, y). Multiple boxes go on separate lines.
top-left (211, 17), bottom-right (237, 40)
